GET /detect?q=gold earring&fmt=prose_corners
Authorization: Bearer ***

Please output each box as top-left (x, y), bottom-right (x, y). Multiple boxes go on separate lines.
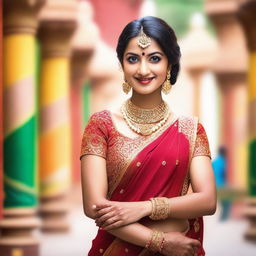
top-left (162, 70), bottom-right (172, 95)
top-left (122, 79), bottom-right (131, 94)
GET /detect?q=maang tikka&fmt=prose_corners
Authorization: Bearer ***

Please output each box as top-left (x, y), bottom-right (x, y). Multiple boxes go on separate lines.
top-left (137, 26), bottom-right (151, 49)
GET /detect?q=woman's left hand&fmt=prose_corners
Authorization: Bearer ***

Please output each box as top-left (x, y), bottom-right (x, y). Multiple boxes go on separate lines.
top-left (93, 200), bottom-right (151, 230)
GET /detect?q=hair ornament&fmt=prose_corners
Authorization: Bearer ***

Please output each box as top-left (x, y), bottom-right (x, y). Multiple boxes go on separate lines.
top-left (137, 26), bottom-right (151, 49)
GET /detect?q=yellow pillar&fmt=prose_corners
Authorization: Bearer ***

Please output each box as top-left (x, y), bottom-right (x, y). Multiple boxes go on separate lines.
top-left (0, 1), bottom-right (45, 255)
top-left (38, 1), bottom-right (77, 232)
top-left (237, 0), bottom-right (256, 241)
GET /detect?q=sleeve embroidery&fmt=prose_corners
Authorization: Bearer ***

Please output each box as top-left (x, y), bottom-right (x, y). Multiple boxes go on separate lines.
top-left (192, 123), bottom-right (211, 159)
top-left (80, 112), bottom-right (108, 159)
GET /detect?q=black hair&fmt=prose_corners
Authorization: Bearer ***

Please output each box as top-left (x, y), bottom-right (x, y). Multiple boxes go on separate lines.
top-left (116, 16), bottom-right (181, 85)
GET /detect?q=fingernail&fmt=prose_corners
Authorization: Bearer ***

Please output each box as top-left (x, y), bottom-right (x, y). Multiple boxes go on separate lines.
top-left (92, 205), bottom-right (96, 209)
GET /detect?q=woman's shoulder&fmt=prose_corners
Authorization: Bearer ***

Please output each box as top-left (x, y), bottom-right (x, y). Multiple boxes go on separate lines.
top-left (88, 109), bottom-right (112, 123)
top-left (177, 115), bottom-right (199, 128)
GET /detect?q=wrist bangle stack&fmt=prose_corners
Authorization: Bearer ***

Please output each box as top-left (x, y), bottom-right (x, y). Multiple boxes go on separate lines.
top-left (145, 230), bottom-right (165, 252)
top-left (149, 197), bottom-right (170, 220)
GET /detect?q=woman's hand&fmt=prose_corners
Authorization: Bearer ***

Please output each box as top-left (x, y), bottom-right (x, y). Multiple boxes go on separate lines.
top-left (93, 200), bottom-right (152, 230)
top-left (162, 232), bottom-right (201, 256)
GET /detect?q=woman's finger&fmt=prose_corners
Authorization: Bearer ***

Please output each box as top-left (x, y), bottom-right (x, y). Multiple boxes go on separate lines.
top-left (103, 220), bottom-right (123, 231)
top-left (96, 213), bottom-right (114, 225)
top-left (94, 206), bottom-right (113, 218)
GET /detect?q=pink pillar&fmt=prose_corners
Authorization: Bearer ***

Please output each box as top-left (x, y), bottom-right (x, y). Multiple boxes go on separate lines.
top-left (89, 0), bottom-right (144, 48)
top-left (70, 49), bottom-right (93, 184)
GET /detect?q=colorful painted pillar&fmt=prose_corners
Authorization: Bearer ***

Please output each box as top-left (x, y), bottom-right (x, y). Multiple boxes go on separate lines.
top-left (0, 0), bottom-right (3, 220)
top-left (38, 0), bottom-right (77, 232)
top-left (205, 0), bottom-right (248, 189)
top-left (0, 0), bottom-right (45, 255)
top-left (237, 0), bottom-right (256, 241)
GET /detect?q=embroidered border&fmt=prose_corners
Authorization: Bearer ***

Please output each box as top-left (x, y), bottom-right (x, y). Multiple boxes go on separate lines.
top-left (178, 116), bottom-right (198, 196)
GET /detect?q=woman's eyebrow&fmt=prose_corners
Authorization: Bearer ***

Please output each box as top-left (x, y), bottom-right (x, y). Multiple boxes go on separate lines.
top-left (125, 51), bottom-right (164, 57)
top-left (147, 51), bottom-right (164, 56)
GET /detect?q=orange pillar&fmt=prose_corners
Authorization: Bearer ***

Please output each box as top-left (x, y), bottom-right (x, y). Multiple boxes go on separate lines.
top-left (0, 0), bottom-right (3, 220)
top-left (38, 1), bottom-right (77, 232)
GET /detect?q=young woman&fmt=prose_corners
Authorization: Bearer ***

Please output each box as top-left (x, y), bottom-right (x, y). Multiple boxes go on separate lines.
top-left (80, 16), bottom-right (216, 256)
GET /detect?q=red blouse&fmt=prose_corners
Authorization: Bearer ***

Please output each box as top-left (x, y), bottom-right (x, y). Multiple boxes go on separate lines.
top-left (80, 110), bottom-right (211, 196)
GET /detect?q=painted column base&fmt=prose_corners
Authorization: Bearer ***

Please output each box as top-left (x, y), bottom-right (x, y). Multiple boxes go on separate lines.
top-left (244, 198), bottom-right (256, 242)
top-left (0, 208), bottom-right (41, 256)
top-left (40, 194), bottom-right (69, 233)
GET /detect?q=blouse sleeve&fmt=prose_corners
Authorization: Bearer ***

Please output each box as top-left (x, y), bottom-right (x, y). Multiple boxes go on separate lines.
top-left (80, 112), bottom-right (108, 160)
top-left (192, 122), bottom-right (211, 159)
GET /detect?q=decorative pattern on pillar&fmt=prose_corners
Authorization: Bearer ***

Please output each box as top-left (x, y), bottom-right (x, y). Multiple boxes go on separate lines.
top-left (0, 0), bottom-right (3, 220)
top-left (0, 0), bottom-right (45, 255)
top-left (237, 0), bottom-right (256, 241)
top-left (205, 0), bottom-right (248, 189)
top-left (38, 6), bottom-right (77, 232)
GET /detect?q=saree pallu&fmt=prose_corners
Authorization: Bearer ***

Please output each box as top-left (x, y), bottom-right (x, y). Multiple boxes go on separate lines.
top-left (80, 111), bottom-right (211, 256)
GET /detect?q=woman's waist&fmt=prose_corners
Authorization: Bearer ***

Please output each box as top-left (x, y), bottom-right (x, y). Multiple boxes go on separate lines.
top-left (140, 217), bottom-right (189, 233)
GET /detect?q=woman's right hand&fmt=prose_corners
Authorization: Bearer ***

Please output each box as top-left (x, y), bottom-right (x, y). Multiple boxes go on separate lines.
top-left (161, 232), bottom-right (201, 256)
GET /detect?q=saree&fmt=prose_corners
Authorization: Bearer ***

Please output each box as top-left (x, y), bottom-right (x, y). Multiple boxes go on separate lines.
top-left (80, 110), bottom-right (211, 256)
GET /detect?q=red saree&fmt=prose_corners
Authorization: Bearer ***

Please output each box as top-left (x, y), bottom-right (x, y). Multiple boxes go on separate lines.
top-left (80, 110), bottom-right (211, 256)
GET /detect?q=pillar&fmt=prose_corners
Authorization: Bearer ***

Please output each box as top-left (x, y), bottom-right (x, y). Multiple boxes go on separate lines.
top-left (181, 13), bottom-right (218, 117)
top-left (70, 0), bottom-right (95, 184)
top-left (237, 0), bottom-right (256, 241)
top-left (205, 0), bottom-right (248, 189)
top-left (38, 1), bottom-right (77, 232)
top-left (0, 0), bottom-right (3, 220)
top-left (0, 0), bottom-right (45, 255)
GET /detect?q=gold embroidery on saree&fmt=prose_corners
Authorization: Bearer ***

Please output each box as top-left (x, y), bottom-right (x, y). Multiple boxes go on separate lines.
top-left (107, 111), bottom-right (178, 198)
top-left (178, 116), bottom-right (198, 196)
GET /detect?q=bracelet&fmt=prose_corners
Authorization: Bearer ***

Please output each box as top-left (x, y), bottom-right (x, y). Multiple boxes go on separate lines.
top-left (149, 197), bottom-right (170, 220)
top-left (159, 234), bottom-right (166, 253)
top-left (145, 230), bottom-right (165, 252)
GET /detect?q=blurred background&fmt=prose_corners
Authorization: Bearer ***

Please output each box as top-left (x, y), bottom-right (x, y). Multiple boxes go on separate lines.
top-left (0, 0), bottom-right (256, 255)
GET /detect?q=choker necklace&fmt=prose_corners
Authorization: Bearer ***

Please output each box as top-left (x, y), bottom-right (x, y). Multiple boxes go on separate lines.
top-left (121, 99), bottom-right (170, 136)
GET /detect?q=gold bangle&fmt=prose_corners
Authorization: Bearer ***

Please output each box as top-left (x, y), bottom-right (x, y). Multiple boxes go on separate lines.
top-left (145, 230), bottom-right (165, 252)
top-left (149, 197), bottom-right (170, 220)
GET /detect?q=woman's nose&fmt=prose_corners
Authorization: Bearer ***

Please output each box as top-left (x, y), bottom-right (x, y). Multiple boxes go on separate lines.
top-left (138, 60), bottom-right (150, 76)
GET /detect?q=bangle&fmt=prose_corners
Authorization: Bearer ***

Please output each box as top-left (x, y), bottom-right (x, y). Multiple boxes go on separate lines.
top-left (159, 234), bottom-right (166, 253)
top-left (149, 197), bottom-right (170, 220)
top-left (145, 230), bottom-right (164, 252)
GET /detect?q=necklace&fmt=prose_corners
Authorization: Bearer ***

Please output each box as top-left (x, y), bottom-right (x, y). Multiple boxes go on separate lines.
top-left (121, 99), bottom-right (170, 136)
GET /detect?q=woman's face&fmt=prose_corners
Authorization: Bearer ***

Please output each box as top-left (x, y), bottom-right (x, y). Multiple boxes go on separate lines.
top-left (122, 37), bottom-right (169, 95)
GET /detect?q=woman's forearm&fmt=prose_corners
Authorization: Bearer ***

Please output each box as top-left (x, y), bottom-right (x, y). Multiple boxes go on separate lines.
top-left (106, 222), bottom-right (152, 247)
top-left (143, 192), bottom-right (216, 219)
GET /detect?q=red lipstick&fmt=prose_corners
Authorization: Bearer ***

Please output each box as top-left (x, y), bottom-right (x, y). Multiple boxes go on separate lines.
top-left (136, 77), bottom-right (154, 85)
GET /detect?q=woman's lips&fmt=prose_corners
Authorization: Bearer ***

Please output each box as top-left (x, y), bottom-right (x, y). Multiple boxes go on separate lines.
top-left (135, 77), bottom-right (155, 85)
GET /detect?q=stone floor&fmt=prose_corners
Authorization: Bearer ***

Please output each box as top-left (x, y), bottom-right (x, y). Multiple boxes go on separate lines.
top-left (40, 188), bottom-right (256, 256)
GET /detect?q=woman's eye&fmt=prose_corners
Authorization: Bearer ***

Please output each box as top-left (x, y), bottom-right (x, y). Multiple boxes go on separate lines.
top-left (150, 56), bottom-right (161, 63)
top-left (127, 56), bottom-right (139, 63)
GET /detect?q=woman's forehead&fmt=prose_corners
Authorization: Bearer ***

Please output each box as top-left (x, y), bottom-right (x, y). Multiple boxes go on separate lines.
top-left (124, 37), bottom-right (164, 55)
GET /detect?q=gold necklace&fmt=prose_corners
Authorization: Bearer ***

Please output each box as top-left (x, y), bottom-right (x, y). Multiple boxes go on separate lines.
top-left (121, 99), bottom-right (170, 136)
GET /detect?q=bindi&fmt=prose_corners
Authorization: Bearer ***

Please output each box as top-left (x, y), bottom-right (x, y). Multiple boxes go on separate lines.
top-left (142, 52), bottom-right (145, 56)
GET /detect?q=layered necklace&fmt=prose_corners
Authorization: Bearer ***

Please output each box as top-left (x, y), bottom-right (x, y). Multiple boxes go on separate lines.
top-left (121, 99), bottom-right (170, 136)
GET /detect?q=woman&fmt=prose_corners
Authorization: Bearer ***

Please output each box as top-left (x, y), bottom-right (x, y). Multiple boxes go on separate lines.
top-left (80, 16), bottom-right (216, 256)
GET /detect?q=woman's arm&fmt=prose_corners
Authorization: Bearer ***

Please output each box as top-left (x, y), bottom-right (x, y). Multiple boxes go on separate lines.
top-left (81, 154), bottom-right (200, 254)
top-left (81, 154), bottom-right (154, 247)
top-left (95, 155), bottom-right (216, 229)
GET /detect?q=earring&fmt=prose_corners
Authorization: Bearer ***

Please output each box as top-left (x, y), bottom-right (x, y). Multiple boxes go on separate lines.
top-left (122, 79), bottom-right (131, 94)
top-left (162, 70), bottom-right (172, 95)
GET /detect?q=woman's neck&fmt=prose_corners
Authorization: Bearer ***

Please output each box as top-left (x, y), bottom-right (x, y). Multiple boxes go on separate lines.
top-left (130, 90), bottom-right (164, 109)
